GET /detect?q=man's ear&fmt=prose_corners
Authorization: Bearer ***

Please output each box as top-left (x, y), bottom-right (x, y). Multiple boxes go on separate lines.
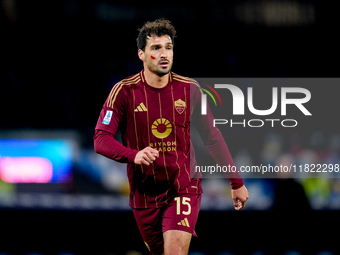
top-left (138, 49), bottom-right (145, 61)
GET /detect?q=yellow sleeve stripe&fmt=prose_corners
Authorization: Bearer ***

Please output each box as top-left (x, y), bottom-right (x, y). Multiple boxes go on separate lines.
top-left (109, 78), bottom-right (141, 108)
top-left (172, 75), bottom-right (190, 83)
top-left (190, 79), bottom-right (201, 88)
top-left (172, 74), bottom-right (200, 87)
top-left (173, 77), bottom-right (190, 84)
top-left (107, 81), bottom-right (122, 108)
top-left (172, 73), bottom-right (189, 80)
top-left (125, 72), bottom-right (141, 82)
top-left (172, 75), bottom-right (202, 95)
top-left (172, 77), bottom-right (187, 82)
top-left (107, 74), bottom-right (140, 107)
top-left (190, 79), bottom-right (203, 94)
top-left (141, 71), bottom-right (145, 83)
top-left (107, 73), bottom-right (141, 108)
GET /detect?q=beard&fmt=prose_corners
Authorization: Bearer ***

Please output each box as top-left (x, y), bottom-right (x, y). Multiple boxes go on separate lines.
top-left (147, 59), bottom-right (173, 77)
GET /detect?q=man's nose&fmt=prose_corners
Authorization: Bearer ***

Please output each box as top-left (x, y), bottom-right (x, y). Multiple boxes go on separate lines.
top-left (160, 47), bottom-right (168, 58)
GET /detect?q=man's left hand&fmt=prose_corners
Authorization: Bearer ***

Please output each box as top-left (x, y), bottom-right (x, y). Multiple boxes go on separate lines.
top-left (231, 185), bottom-right (249, 211)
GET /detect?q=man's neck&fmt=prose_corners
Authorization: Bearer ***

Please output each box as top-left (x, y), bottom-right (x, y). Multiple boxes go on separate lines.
top-left (144, 68), bottom-right (169, 89)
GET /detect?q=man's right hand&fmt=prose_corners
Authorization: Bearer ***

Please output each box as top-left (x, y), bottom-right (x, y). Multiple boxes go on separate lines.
top-left (134, 146), bottom-right (159, 165)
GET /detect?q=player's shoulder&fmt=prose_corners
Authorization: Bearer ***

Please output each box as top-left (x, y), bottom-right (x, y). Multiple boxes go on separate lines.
top-left (110, 72), bottom-right (142, 91)
top-left (106, 72), bottom-right (142, 107)
top-left (171, 72), bottom-right (202, 92)
top-left (118, 72), bottom-right (143, 88)
top-left (172, 73), bottom-right (200, 86)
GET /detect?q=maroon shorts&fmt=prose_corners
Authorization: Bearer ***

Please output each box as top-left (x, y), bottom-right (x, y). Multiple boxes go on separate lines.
top-left (132, 193), bottom-right (202, 255)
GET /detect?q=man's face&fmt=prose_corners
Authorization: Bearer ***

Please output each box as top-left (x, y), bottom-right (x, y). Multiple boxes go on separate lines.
top-left (139, 34), bottom-right (173, 76)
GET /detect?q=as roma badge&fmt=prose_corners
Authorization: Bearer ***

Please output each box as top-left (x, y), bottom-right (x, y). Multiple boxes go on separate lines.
top-left (174, 99), bottom-right (186, 114)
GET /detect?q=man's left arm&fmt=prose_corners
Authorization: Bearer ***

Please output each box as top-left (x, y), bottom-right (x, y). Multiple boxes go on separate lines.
top-left (191, 84), bottom-right (249, 210)
top-left (197, 119), bottom-right (249, 210)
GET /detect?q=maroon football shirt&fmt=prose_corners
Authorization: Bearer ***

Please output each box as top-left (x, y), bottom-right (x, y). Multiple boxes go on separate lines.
top-left (95, 71), bottom-right (243, 208)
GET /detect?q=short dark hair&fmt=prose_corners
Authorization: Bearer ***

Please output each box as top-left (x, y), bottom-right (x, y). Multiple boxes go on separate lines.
top-left (136, 18), bottom-right (176, 51)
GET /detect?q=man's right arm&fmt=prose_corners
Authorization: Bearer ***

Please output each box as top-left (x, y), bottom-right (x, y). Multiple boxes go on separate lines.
top-left (93, 83), bottom-right (159, 165)
top-left (94, 83), bottom-right (140, 163)
top-left (94, 129), bottom-right (139, 163)
top-left (94, 130), bottom-right (159, 165)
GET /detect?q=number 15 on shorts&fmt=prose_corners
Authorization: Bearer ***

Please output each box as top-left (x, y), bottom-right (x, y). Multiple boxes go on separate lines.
top-left (174, 197), bottom-right (191, 215)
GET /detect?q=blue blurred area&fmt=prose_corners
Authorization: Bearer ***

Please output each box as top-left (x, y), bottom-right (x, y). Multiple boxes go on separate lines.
top-left (0, 139), bottom-right (73, 182)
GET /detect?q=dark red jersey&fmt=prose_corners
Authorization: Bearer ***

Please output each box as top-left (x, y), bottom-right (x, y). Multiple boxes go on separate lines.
top-left (95, 71), bottom-right (243, 208)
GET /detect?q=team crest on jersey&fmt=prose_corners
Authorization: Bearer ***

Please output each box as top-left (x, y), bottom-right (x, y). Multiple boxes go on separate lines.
top-left (102, 110), bottom-right (113, 125)
top-left (174, 99), bottom-right (186, 114)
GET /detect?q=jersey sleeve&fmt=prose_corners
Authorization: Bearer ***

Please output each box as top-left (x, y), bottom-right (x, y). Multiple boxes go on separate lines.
top-left (94, 83), bottom-right (138, 163)
top-left (95, 83), bottom-right (126, 134)
top-left (191, 82), bottom-right (244, 189)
